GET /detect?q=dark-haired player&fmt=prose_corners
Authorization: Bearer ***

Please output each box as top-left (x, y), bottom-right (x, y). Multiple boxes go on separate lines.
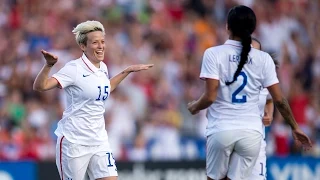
top-left (187, 5), bottom-right (311, 180)
top-left (229, 38), bottom-right (279, 180)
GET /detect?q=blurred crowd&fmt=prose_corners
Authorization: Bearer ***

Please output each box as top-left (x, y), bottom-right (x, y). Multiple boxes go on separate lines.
top-left (0, 0), bottom-right (320, 162)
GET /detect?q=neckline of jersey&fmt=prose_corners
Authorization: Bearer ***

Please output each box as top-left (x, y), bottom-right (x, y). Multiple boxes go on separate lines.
top-left (224, 44), bottom-right (242, 48)
top-left (81, 57), bottom-right (95, 73)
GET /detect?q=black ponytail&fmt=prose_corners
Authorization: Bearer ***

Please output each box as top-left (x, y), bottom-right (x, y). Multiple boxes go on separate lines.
top-left (226, 33), bottom-right (252, 85)
top-left (225, 5), bottom-right (256, 86)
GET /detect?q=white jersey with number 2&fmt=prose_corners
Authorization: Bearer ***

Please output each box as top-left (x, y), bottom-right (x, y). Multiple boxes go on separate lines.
top-left (200, 40), bottom-right (279, 137)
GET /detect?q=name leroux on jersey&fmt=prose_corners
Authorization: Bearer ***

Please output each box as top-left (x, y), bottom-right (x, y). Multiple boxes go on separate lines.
top-left (229, 55), bottom-right (253, 64)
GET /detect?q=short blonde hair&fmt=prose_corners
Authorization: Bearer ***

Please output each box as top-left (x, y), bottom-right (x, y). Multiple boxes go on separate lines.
top-left (72, 20), bottom-right (105, 46)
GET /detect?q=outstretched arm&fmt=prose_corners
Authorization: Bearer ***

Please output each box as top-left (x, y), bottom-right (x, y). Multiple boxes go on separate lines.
top-left (110, 64), bottom-right (153, 92)
top-left (33, 50), bottom-right (59, 92)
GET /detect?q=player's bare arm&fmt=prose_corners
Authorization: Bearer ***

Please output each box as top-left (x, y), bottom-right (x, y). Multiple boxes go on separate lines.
top-left (188, 78), bottom-right (219, 115)
top-left (33, 50), bottom-right (59, 92)
top-left (262, 99), bottom-right (274, 126)
top-left (267, 83), bottom-right (312, 150)
top-left (110, 64), bottom-right (154, 92)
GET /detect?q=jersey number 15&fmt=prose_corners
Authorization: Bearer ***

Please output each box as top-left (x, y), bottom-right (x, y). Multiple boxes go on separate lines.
top-left (96, 86), bottom-right (109, 101)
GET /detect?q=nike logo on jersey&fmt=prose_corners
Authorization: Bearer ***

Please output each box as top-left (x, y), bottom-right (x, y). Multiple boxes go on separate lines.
top-left (83, 74), bottom-right (90, 77)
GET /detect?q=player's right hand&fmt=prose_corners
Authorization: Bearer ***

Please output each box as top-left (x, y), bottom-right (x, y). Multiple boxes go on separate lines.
top-left (292, 128), bottom-right (312, 151)
top-left (41, 50), bottom-right (58, 66)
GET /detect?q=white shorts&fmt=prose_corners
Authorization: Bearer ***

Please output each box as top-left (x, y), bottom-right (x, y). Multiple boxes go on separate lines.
top-left (250, 153), bottom-right (266, 180)
top-left (229, 152), bottom-right (266, 180)
top-left (56, 136), bottom-right (118, 180)
top-left (206, 129), bottom-right (262, 180)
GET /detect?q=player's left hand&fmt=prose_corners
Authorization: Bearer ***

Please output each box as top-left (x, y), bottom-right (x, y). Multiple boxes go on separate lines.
top-left (262, 112), bottom-right (273, 126)
top-left (125, 64), bottom-right (154, 73)
top-left (292, 128), bottom-right (312, 151)
top-left (187, 101), bottom-right (199, 115)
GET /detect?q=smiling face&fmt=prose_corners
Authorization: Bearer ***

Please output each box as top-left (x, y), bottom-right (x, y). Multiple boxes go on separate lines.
top-left (80, 31), bottom-right (105, 67)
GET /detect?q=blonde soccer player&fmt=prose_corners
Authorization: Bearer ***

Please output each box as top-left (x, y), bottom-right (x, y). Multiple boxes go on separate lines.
top-left (33, 20), bottom-right (153, 180)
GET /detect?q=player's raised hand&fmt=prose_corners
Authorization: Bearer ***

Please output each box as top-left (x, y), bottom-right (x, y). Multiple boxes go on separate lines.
top-left (41, 50), bottom-right (58, 67)
top-left (125, 64), bottom-right (154, 73)
top-left (292, 128), bottom-right (312, 151)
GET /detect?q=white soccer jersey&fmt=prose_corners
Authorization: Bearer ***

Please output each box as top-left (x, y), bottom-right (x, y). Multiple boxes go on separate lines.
top-left (257, 88), bottom-right (272, 155)
top-left (52, 54), bottom-right (111, 146)
top-left (258, 89), bottom-right (271, 117)
top-left (200, 40), bottom-right (279, 137)
top-left (258, 88), bottom-right (272, 137)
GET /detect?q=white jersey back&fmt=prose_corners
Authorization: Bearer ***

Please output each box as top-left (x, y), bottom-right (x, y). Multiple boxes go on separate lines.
top-left (53, 54), bottom-right (111, 146)
top-left (200, 40), bottom-right (278, 137)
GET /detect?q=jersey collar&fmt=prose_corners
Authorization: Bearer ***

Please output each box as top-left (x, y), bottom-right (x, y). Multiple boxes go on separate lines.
top-left (224, 39), bottom-right (242, 47)
top-left (81, 53), bottom-right (101, 73)
top-left (224, 39), bottom-right (254, 48)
